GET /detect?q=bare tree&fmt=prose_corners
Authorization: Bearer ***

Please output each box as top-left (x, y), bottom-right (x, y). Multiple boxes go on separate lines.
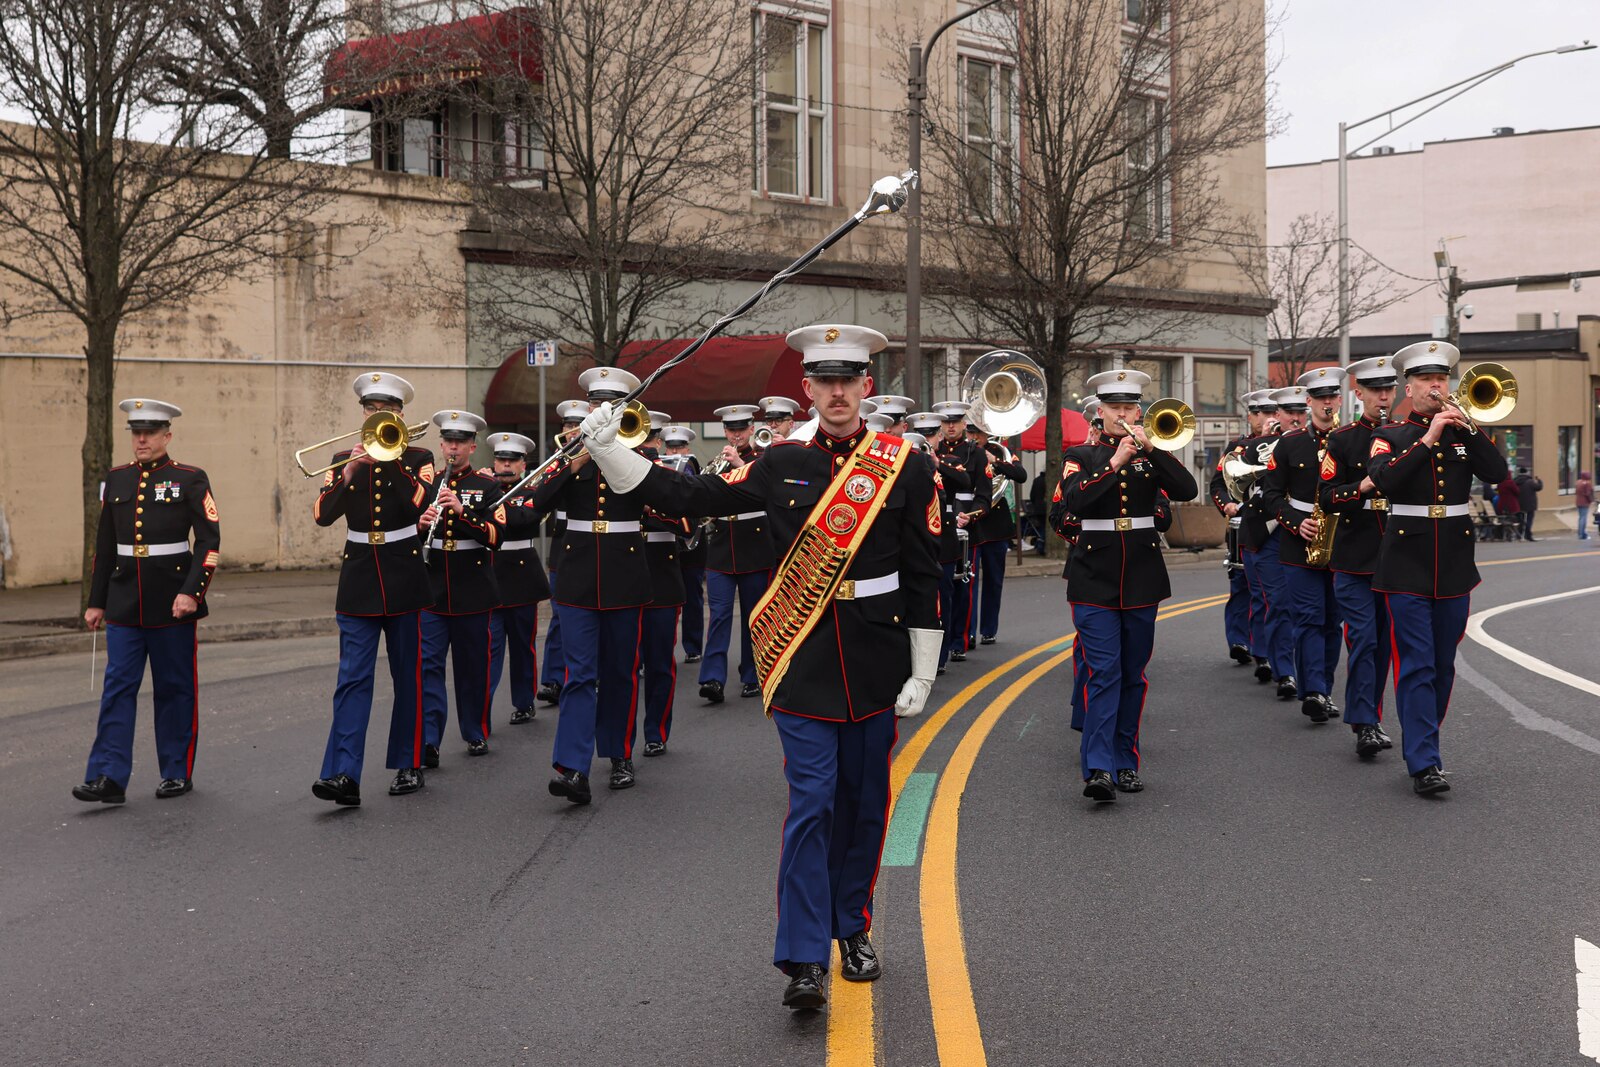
top-left (452, 0), bottom-right (767, 369)
top-left (910, 0), bottom-right (1274, 464)
top-left (0, 0), bottom-right (345, 605)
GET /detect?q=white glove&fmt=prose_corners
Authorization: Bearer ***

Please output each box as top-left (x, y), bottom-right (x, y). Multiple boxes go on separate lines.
top-left (895, 628), bottom-right (942, 718)
top-left (577, 401), bottom-right (652, 493)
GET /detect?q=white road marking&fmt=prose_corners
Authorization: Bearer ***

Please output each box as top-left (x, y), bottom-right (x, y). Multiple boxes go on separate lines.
top-left (1576, 938), bottom-right (1600, 1061)
top-left (1456, 658), bottom-right (1600, 757)
top-left (1465, 586), bottom-right (1600, 700)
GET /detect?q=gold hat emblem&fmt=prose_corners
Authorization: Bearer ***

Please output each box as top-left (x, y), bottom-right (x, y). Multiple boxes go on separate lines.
top-left (1377, 358), bottom-right (1386, 366)
top-left (134, 400), bottom-right (144, 409)
top-left (372, 373), bottom-right (381, 382)
top-left (451, 412), bottom-right (459, 419)
top-left (1317, 369), bottom-right (1326, 377)
top-left (824, 328), bottom-right (840, 343)
top-left (1117, 371), bottom-right (1127, 381)
top-left (1428, 342), bottom-right (1439, 352)
top-left (600, 368), bottom-right (610, 377)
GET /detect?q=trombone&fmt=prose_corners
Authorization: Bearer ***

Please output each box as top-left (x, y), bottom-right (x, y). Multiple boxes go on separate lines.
top-left (1116, 398), bottom-right (1196, 452)
top-left (295, 411), bottom-right (430, 478)
top-left (1431, 362), bottom-right (1517, 436)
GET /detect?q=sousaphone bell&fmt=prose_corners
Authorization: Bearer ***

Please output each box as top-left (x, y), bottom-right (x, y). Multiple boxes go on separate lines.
top-left (961, 350), bottom-right (1047, 436)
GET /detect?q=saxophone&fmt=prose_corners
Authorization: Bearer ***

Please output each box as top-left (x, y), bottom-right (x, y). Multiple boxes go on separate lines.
top-left (1304, 413), bottom-right (1339, 567)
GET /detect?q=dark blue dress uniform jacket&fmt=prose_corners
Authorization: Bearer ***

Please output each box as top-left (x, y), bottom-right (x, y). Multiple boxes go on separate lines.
top-left (639, 452), bottom-right (690, 608)
top-left (1234, 431), bottom-right (1282, 552)
top-left (1316, 416), bottom-right (1389, 575)
top-left (532, 454), bottom-right (652, 610)
top-left (314, 445), bottom-right (435, 615)
top-left (632, 428), bottom-right (942, 723)
top-left (1259, 425), bottom-right (1332, 569)
top-left (974, 442), bottom-right (1027, 543)
top-left (935, 438), bottom-right (993, 524)
top-left (704, 444), bottom-right (775, 575)
top-left (89, 458), bottom-right (221, 626)
top-left (1057, 438), bottom-right (1198, 608)
top-left (1366, 412), bottom-right (1508, 598)
top-left (496, 485), bottom-right (553, 606)
top-left (424, 465), bottom-right (503, 615)
top-left (933, 454), bottom-right (971, 564)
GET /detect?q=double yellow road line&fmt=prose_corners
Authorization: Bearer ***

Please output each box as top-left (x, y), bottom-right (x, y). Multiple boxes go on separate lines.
top-left (828, 592), bottom-right (1229, 1066)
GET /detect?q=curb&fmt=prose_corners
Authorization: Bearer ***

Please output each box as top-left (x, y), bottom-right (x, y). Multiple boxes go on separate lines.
top-left (0, 616), bottom-right (338, 663)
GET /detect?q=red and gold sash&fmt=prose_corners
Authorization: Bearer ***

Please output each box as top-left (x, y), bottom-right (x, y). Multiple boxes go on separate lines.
top-left (750, 431), bottom-right (911, 711)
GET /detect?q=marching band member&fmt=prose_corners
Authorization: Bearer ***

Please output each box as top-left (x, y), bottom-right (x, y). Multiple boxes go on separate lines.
top-left (699, 403), bottom-right (775, 702)
top-left (537, 399), bottom-right (591, 707)
top-left (910, 410), bottom-right (969, 675)
top-left (419, 411), bottom-right (503, 764)
top-left (1243, 389), bottom-right (1302, 698)
top-left (1317, 357), bottom-right (1398, 757)
top-left (932, 400), bottom-right (991, 663)
top-left (486, 432), bottom-right (551, 727)
top-left (1366, 341), bottom-right (1508, 795)
top-left (574, 322), bottom-right (941, 1010)
top-left (759, 396), bottom-right (802, 440)
top-left (1058, 369), bottom-right (1198, 802)
top-left (636, 413), bottom-right (692, 758)
top-left (966, 423), bottom-right (1027, 646)
top-left (661, 424), bottom-right (706, 663)
top-left (76, 398), bottom-right (220, 804)
top-left (534, 368), bottom-right (652, 801)
top-left (1210, 392), bottom-right (1273, 667)
top-left (310, 372), bottom-right (432, 805)
top-left (867, 394), bottom-right (915, 436)
top-left (1261, 370), bottom-right (1346, 723)
top-left (1232, 392), bottom-right (1281, 683)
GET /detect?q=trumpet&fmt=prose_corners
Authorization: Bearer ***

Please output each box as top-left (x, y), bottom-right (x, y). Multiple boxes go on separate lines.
top-left (1430, 362), bottom-right (1517, 436)
top-left (295, 411), bottom-right (430, 478)
top-left (1116, 399), bottom-right (1195, 452)
top-left (752, 426), bottom-right (775, 450)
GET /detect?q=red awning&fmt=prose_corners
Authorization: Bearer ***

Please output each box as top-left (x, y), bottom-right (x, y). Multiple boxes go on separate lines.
top-left (483, 335), bottom-right (806, 426)
top-left (324, 8), bottom-right (542, 107)
top-left (1017, 408), bottom-right (1092, 452)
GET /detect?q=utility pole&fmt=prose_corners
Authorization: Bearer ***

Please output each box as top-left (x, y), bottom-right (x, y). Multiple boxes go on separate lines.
top-left (1446, 265), bottom-right (1462, 349)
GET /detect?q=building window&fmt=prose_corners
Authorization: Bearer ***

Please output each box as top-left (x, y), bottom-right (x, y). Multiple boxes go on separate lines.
top-left (1192, 360), bottom-right (1239, 416)
top-left (1493, 425), bottom-right (1533, 478)
top-left (961, 57), bottom-right (1016, 219)
top-left (753, 11), bottom-right (828, 201)
top-left (1126, 357), bottom-right (1175, 399)
top-left (1124, 0), bottom-right (1166, 26)
top-left (1559, 425), bottom-right (1580, 494)
top-left (1124, 94), bottom-right (1170, 240)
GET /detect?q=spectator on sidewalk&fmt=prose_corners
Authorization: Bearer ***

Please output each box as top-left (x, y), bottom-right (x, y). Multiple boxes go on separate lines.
top-left (1514, 466), bottom-right (1543, 541)
top-left (1495, 474), bottom-right (1522, 539)
top-left (1576, 470), bottom-right (1593, 541)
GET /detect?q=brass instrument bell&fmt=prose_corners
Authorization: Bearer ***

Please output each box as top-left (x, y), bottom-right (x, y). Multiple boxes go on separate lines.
top-left (961, 350), bottom-right (1047, 437)
top-left (295, 410), bottom-right (431, 478)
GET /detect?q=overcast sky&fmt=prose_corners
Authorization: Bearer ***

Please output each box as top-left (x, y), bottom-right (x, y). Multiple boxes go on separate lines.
top-left (1268, 0), bottom-right (1600, 167)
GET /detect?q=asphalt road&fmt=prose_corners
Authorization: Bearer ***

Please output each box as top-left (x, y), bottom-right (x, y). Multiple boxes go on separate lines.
top-left (2, 538), bottom-right (1597, 1066)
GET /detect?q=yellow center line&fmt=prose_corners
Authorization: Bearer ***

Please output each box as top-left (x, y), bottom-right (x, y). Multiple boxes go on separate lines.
top-left (1479, 549), bottom-right (1598, 567)
top-left (826, 593), bottom-right (1227, 1066)
top-left (920, 595), bottom-right (1227, 1067)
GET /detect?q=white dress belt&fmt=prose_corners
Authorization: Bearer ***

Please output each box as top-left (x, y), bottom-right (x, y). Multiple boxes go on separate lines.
top-left (347, 526), bottom-right (418, 545)
top-left (1079, 516), bottom-right (1155, 532)
top-left (1363, 498), bottom-right (1390, 511)
top-left (954, 492), bottom-right (976, 501)
top-left (555, 510), bottom-right (568, 521)
top-left (116, 541), bottom-right (189, 556)
top-left (500, 539), bottom-right (536, 551)
top-left (1227, 515), bottom-right (1242, 528)
top-left (566, 519), bottom-right (642, 533)
top-left (1390, 503), bottom-right (1469, 518)
top-left (1289, 497), bottom-right (1316, 512)
top-left (722, 511), bottom-right (766, 521)
top-left (644, 531), bottom-right (677, 543)
top-left (836, 572), bottom-right (899, 600)
top-left (430, 538), bottom-right (484, 551)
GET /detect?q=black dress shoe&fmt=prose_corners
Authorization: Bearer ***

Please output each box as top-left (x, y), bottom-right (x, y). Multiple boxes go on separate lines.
top-left (1324, 698), bottom-right (1341, 720)
top-left (1229, 644), bottom-right (1252, 665)
top-left (782, 963), bottom-right (828, 1009)
top-left (1277, 676), bottom-right (1298, 700)
top-left (388, 767), bottom-right (424, 795)
top-left (949, 649), bottom-right (967, 662)
top-left (1254, 660), bottom-right (1272, 683)
top-left (509, 705), bottom-right (536, 725)
top-left (699, 681), bottom-right (724, 704)
top-left (1115, 769), bottom-right (1144, 793)
top-left (422, 744), bottom-right (440, 769)
top-left (72, 775), bottom-right (127, 804)
top-left (609, 758), bottom-right (636, 790)
top-left (549, 769), bottom-right (592, 805)
top-left (642, 741), bottom-right (667, 757)
top-left (1412, 766), bottom-right (1450, 795)
top-left (980, 635), bottom-right (996, 645)
top-left (838, 932), bottom-right (882, 981)
top-left (1355, 724), bottom-right (1384, 758)
top-left (466, 739), bottom-right (489, 757)
top-left (1083, 770), bottom-right (1116, 803)
top-left (683, 653), bottom-right (702, 663)
top-left (937, 666), bottom-right (947, 676)
top-left (1376, 725), bottom-right (1394, 749)
top-left (741, 682), bottom-right (761, 699)
top-left (311, 774), bottom-right (360, 806)
top-left (155, 777), bottom-right (192, 799)
top-left (537, 682), bottom-right (562, 706)
top-left (1302, 694), bottom-right (1329, 723)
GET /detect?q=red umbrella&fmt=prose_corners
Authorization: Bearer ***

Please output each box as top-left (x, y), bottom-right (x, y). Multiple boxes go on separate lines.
top-left (1018, 408), bottom-right (1092, 452)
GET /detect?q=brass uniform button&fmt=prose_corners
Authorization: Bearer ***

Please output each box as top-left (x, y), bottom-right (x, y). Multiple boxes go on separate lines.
top-left (135, 520), bottom-right (143, 528)
top-left (136, 507), bottom-right (143, 514)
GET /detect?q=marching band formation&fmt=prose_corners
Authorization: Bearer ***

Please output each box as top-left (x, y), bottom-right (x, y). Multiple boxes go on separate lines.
top-left (71, 319), bottom-right (1513, 1008)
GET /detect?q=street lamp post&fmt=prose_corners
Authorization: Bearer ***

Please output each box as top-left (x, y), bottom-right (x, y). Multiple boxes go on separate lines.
top-left (905, 0), bottom-right (1008, 407)
top-left (1335, 42), bottom-right (1593, 418)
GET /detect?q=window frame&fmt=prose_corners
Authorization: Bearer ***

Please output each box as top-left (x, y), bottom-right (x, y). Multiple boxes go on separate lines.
top-left (958, 52), bottom-right (1019, 221)
top-left (751, 4), bottom-right (831, 204)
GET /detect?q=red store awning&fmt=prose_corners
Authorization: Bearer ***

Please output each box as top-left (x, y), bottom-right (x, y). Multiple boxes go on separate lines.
top-left (483, 335), bottom-right (807, 426)
top-left (324, 7), bottom-right (542, 107)
top-left (1017, 407), bottom-right (1092, 452)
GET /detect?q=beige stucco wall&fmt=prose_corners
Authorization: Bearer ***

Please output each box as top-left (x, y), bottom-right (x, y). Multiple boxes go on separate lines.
top-left (0, 169), bottom-right (474, 589)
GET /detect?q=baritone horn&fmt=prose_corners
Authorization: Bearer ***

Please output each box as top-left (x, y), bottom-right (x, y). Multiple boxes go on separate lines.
top-left (295, 411), bottom-right (431, 478)
top-left (1436, 362), bottom-right (1517, 435)
top-left (961, 350), bottom-right (1046, 437)
top-left (1117, 398), bottom-right (1196, 452)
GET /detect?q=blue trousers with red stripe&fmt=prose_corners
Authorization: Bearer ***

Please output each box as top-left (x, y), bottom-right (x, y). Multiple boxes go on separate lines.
top-left (1282, 562), bottom-right (1341, 697)
top-left (1242, 548), bottom-right (1268, 658)
top-left (422, 610), bottom-right (495, 747)
top-left (489, 603), bottom-right (540, 711)
top-left (322, 612), bottom-right (423, 782)
top-left (1072, 604), bottom-right (1156, 779)
top-left (551, 604), bottom-right (643, 771)
top-left (1224, 563), bottom-right (1250, 651)
top-left (1244, 531), bottom-right (1294, 678)
top-left (772, 708), bottom-right (897, 971)
top-left (639, 605), bottom-right (681, 747)
top-left (86, 621), bottom-right (199, 787)
top-left (1333, 572), bottom-right (1390, 727)
top-left (971, 539), bottom-right (1010, 641)
top-left (1070, 635), bottom-right (1087, 732)
top-left (540, 567), bottom-right (564, 686)
top-left (680, 564), bottom-right (705, 658)
top-left (701, 570), bottom-right (767, 688)
top-left (941, 546), bottom-right (978, 660)
top-left (1384, 593), bottom-right (1470, 775)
